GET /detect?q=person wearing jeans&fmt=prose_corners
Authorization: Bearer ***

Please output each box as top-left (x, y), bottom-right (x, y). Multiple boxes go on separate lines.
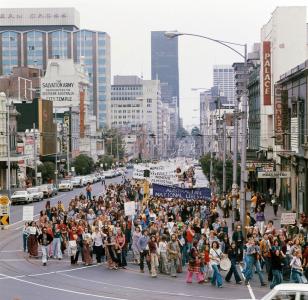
top-left (225, 242), bottom-right (242, 284)
top-left (38, 227), bottom-right (53, 266)
top-left (270, 249), bottom-right (284, 289)
top-left (22, 222), bottom-right (29, 252)
top-left (209, 241), bottom-right (223, 288)
top-left (52, 223), bottom-right (62, 259)
top-left (137, 229), bottom-right (150, 273)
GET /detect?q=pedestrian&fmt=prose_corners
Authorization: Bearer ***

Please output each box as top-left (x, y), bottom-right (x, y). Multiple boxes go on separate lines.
top-left (167, 233), bottom-right (180, 277)
top-left (27, 221), bottom-right (39, 258)
top-left (82, 227), bottom-right (93, 266)
top-left (232, 225), bottom-right (244, 262)
top-left (148, 235), bottom-right (159, 277)
top-left (132, 226), bottom-right (141, 264)
top-left (271, 195), bottom-right (279, 217)
top-left (225, 242), bottom-right (242, 284)
top-left (86, 183), bottom-right (92, 200)
top-left (158, 234), bottom-right (169, 274)
top-left (290, 249), bottom-right (305, 283)
top-left (92, 227), bottom-right (105, 263)
top-left (255, 207), bottom-right (266, 235)
top-left (270, 249), bottom-right (284, 289)
top-left (52, 221), bottom-right (63, 260)
top-left (260, 233), bottom-right (272, 281)
top-left (38, 226), bottom-right (53, 266)
top-left (115, 228), bottom-right (127, 268)
top-left (22, 222), bottom-right (29, 253)
top-left (186, 240), bottom-right (204, 284)
top-left (68, 227), bottom-right (79, 265)
top-left (210, 241), bottom-right (223, 288)
top-left (138, 229), bottom-right (151, 274)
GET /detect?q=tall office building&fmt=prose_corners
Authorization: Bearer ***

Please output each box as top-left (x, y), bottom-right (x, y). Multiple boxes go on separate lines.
top-left (0, 8), bottom-right (110, 128)
top-left (213, 65), bottom-right (235, 105)
top-left (151, 31), bottom-right (179, 107)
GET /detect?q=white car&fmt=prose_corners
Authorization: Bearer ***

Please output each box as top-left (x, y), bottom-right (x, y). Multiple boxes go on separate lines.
top-left (27, 187), bottom-right (44, 202)
top-left (84, 175), bottom-right (93, 184)
top-left (261, 283), bottom-right (308, 300)
top-left (11, 191), bottom-right (33, 205)
top-left (58, 180), bottom-right (73, 191)
top-left (104, 170), bottom-right (114, 178)
top-left (71, 177), bottom-right (84, 188)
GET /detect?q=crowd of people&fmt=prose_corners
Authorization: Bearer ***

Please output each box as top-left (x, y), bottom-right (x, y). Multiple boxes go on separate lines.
top-left (22, 177), bottom-right (308, 289)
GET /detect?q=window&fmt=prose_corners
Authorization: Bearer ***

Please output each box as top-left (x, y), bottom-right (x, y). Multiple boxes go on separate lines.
top-left (271, 291), bottom-right (297, 300)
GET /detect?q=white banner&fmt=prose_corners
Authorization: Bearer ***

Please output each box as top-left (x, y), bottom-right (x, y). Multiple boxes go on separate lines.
top-left (281, 213), bottom-right (296, 225)
top-left (23, 206), bottom-right (34, 221)
top-left (124, 201), bottom-right (136, 216)
top-left (258, 171), bottom-right (291, 179)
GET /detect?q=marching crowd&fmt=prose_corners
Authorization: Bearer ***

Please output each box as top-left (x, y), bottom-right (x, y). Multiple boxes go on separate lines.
top-left (22, 177), bottom-right (308, 289)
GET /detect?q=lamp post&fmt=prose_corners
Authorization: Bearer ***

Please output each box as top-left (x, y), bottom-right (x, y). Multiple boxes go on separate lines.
top-left (165, 30), bottom-right (248, 230)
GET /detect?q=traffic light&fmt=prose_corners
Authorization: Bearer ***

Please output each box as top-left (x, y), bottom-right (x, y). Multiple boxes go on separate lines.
top-left (144, 169), bottom-right (150, 178)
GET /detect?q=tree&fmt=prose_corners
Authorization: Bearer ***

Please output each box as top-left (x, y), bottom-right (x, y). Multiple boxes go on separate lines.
top-left (38, 161), bottom-right (55, 183)
top-left (191, 126), bottom-right (201, 136)
top-left (176, 126), bottom-right (189, 138)
top-left (103, 129), bottom-right (125, 160)
top-left (98, 155), bottom-right (114, 170)
top-left (72, 154), bottom-right (95, 175)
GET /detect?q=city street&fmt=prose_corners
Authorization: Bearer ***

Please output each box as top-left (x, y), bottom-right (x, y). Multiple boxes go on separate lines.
top-left (0, 174), bottom-right (268, 300)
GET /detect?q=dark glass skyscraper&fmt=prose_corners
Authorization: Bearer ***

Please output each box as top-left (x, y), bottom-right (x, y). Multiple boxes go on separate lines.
top-left (151, 31), bottom-right (179, 107)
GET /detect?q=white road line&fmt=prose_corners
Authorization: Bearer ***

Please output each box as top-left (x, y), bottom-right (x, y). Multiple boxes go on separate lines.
top-left (0, 249), bottom-right (23, 253)
top-left (239, 265), bottom-right (256, 300)
top-left (60, 273), bottom-right (240, 300)
top-left (0, 263), bottom-right (102, 280)
top-left (0, 272), bottom-right (128, 300)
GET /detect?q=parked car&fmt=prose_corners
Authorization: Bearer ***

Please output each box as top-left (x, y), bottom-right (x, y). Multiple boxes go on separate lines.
top-left (27, 187), bottom-right (44, 202)
top-left (84, 175), bottom-right (93, 184)
top-left (48, 184), bottom-right (58, 196)
top-left (261, 284), bottom-right (308, 300)
top-left (11, 190), bottom-right (33, 205)
top-left (71, 177), bottom-right (84, 188)
top-left (40, 184), bottom-right (53, 198)
top-left (58, 180), bottom-right (73, 191)
top-left (104, 170), bottom-right (115, 179)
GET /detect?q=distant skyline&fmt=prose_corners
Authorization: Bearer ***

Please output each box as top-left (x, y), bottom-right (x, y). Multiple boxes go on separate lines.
top-left (1, 0), bottom-right (308, 127)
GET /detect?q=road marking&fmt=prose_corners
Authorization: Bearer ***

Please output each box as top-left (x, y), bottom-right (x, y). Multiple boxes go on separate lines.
top-left (0, 272), bottom-right (129, 300)
top-left (0, 249), bottom-right (23, 253)
top-left (60, 273), bottom-right (241, 300)
top-left (239, 265), bottom-right (256, 300)
top-left (0, 263), bottom-right (102, 280)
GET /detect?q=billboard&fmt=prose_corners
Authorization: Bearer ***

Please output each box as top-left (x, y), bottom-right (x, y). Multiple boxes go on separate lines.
top-left (263, 41), bottom-right (271, 105)
top-left (41, 79), bottom-right (78, 102)
top-left (274, 85), bottom-right (283, 145)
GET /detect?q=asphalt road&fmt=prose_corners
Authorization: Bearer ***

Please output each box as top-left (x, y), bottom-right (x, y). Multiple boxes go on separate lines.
top-left (0, 174), bottom-right (269, 300)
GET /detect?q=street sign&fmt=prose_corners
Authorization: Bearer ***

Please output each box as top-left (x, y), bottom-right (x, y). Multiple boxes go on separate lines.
top-left (258, 171), bottom-right (291, 179)
top-left (23, 206), bottom-right (34, 221)
top-left (37, 172), bottom-right (42, 178)
top-left (0, 195), bottom-right (9, 206)
top-left (0, 195), bottom-right (10, 226)
top-left (281, 213), bottom-right (296, 225)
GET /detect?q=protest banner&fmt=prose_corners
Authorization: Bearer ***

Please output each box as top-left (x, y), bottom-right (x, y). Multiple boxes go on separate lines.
top-left (124, 201), bottom-right (136, 216)
top-left (281, 213), bottom-right (296, 225)
top-left (152, 183), bottom-right (211, 200)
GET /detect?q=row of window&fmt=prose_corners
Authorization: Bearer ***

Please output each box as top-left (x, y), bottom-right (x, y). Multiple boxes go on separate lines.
top-left (113, 109), bottom-right (141, 113)
top-left (111, 104), bottom-right (141, 108)
top-left (112, 115), bottom-right (141, 119)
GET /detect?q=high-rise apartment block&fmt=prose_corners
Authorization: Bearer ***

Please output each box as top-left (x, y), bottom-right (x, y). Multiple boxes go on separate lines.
top-left (0, 8), bottom-right (111, 128)
top-left (213, 65), bottom-right (235, 105)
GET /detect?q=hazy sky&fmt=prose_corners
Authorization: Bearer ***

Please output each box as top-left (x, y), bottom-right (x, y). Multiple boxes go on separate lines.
top-left (2, 0), bottom-right (308, 128)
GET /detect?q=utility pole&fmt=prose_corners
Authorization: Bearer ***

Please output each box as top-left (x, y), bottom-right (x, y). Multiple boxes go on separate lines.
top-left (232, 100), bottom-right (239, 229)
top-left (222, 112), bottom-right (226, 194)
top-left (33, 123), bottom-right (37, 186)
top-left (240, 44), bottom-right (248, 232)
top-left (6, 100), bottom-right (11, 196)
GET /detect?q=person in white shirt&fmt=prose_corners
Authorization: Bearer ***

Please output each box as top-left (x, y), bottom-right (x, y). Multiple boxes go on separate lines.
top-left (158, 235), bottom-right (169, 274)
top-left (210, 241), bottom-right (223, 288)
top-left (92, 227), bottom-right (106, 263)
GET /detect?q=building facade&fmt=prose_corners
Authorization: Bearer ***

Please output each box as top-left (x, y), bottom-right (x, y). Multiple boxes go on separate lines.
top-left (213, 65), bottom-right (235, 105)
top-left (0, 8), bottom-right (111, 128)
top-left (151, 31), bottom-right (179, 108)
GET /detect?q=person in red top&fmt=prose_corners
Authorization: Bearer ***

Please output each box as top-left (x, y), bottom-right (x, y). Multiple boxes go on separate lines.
top-left (115, 228), bottom-right (127, 268)
top-left (186, 224), bottom-right (195, 253)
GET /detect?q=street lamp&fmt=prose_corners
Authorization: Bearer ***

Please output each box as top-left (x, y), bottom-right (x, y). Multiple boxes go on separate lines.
top-left (166, 30), bottom-right (248, 230)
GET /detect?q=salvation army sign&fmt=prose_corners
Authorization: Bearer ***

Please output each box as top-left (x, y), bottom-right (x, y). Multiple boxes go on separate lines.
top-left (41, 79), bottom-right (76, 102)
top-left (152, 184), bottom-right (211, 200)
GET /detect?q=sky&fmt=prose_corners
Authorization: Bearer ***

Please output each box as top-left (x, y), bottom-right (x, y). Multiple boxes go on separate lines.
top-left (2, 0), bottom-right (308, 128)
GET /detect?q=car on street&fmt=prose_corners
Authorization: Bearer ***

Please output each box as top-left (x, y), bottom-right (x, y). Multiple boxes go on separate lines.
top-left (71, 176), bottom-right (84, 187)
top-left (40, 184), bottom-right (53, 198)
top-left (48, 184), bottom-right (58, 196)
top-left (260, 283), bottom-right (308, 300)
top-left (11, 190), bottom-right (33, 205)
top-left (58, 180), bottom-right (73, 191)
top-left (27, 187), bottom-right (44, 202)
top-left (84, 175), bottom-right (93, 184)
top-left (104, 170), bottom-right (115, 178)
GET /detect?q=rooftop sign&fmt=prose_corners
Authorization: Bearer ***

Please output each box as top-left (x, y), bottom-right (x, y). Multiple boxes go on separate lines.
top-left (0, 8), bottom-right (80, 27)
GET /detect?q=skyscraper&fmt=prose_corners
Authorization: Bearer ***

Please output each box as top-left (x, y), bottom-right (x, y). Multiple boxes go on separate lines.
top-left (151, 31), bottom-right (179, 107)
top-left (0, 8), bottom-right (110, 128)
top-left (213, 65), bottom-right (235, 105)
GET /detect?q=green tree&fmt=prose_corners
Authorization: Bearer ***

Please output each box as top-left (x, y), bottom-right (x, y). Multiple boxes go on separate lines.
top-left (72, 154), bottom-right (95, 175)
top-left (98, 155), bottom-right (114, 170)
top-left (103, 129), bottom-right (125, 160)
top-left (191, 126), bottom-right (201, 136)
top-left (38, 161), bottom-right (55, 183)
top-left (176, 126), bottom-right (189, 138)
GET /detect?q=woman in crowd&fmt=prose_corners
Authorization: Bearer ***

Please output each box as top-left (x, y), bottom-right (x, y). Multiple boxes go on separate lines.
top-left (210, 241), bottom-right (223, 288)
top-left (132, 226), bottom-right (141, 264)
top-left (225, 242), bottom-right (242, 284)
top-left (27, 221), bottom-right (39, 258)
top-left (186, 240), bottom-right (204, 284)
